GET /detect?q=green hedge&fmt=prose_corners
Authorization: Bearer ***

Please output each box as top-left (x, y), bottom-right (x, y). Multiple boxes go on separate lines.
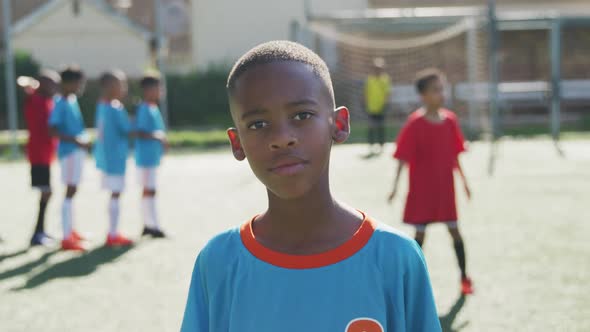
top-left (1, 53), bottom-right (232, 130)
top-left (166, 65), bottom-right (232, 128)
top-left (0, 51), bottom-right (41, 129)
top-left (78, 66), bottom-right (232, 129)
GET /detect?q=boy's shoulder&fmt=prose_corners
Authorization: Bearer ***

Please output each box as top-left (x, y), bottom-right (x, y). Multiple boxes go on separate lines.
top-left (368, 220), bottom-right (426, 273)
top-left (198, 226), bottom-right (243, 263)
top-left (138, 102), bottom-right (158, 111)
top-left (370, 221), bottom-right (420, 253)
top-left (54, 95), bottom-right (66, 106)
top-left (441, 108), bottom-right (458, 121)
top-left (404, 109), bottom-right (424, 126)
top-left (109, 99), bottom-right (124, 110)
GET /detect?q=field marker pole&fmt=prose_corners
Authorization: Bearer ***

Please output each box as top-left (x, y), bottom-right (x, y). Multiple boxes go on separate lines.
top-left (465, 17), bottom-right (479, 139)
top-left (549, 18), bottom-right (562, 143)
top-left (488, 0), bottom-right (500, 140)
top-left (154, 0), bottom-right (169, 127)
top-left (2, 0), bottom-right (19, 159)
top-left (487, 0), bottom-right (500, 175)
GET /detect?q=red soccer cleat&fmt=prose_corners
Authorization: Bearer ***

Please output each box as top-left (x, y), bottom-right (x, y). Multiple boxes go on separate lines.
top-left (461, 277), bottom-right (474, 295)
top-left (71, 230), bottom-right (86, 242)
top-left (61, 236), bottom-right (86, 251)
top-left (105, 234), bottom-right (134, 247)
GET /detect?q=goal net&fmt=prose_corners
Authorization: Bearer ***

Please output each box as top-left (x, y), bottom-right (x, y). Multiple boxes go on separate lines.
top-left (295, 16), bottom-right (491, 139)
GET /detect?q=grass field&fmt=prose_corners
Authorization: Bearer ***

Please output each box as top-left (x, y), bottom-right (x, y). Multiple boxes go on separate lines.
top-left (1, 139), bottom-right (589, 331)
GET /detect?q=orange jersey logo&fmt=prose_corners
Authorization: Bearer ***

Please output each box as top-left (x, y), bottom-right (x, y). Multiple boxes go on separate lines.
top-left (346, 318), bottom-right (384, 332)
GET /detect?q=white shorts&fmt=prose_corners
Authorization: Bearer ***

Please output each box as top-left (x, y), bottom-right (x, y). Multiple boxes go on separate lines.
top-left (137, 167), bottom-right (157, 190)
top-left (60, 149), bottom-right (86, 186)
top-left (414, 221), bottom-right (458, 232)
top-left (101, 173), bottom-right (125, 193)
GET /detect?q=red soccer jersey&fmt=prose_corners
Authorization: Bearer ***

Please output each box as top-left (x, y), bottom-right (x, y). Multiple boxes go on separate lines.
top-left (24, 92), bottom-right (57, 165)
top-left (393, 109), bottom-right (466, 224)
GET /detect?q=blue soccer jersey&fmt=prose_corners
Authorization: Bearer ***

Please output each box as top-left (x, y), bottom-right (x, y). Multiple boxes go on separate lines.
top-left (48, 95), bottom-right (87, 159)
top-left (181, 213), bottom-right (441, 332)
top-left (94, 101), bottom-right (106, 172)
top-left (134, 102), bottom-right (165, 167)
top-left (93, 100), bottom-right (130, 175)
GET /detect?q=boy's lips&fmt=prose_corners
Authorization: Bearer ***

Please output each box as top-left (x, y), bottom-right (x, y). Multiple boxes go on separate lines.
top-left (269, 157), bottom-right (309, 176)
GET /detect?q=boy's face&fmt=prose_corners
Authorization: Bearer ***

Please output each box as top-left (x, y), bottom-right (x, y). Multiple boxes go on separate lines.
top-left (64, 79), bottom-right (85, 96)
top-left (420, 77), bottom-right (445, 108)
top-left (38, 78), bottom-right (58, 97)
top-left (228, 61), bottom-right (350, 199)
top-left (144, 85), bottom-right (162, 103)
top-left (372, 65), bottom-right (383, 76)
top-left (110, 79), bottom-right (128, 100)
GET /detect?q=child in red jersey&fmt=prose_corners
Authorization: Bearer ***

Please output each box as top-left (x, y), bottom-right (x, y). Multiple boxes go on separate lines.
top-left (22, 70), bottom-right (61, 246)
top-left (388, 68), bottom-right (473, 295)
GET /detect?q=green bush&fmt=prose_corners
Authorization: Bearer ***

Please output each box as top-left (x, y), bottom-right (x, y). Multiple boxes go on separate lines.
top-left (0, 51), bottom-right (40, 129)
top-left (78, 66), bottom-right (232, 129)
top-left (1, 54), bottom-right (231, 130)
top-left (166, 65), bottom-right (232, 128)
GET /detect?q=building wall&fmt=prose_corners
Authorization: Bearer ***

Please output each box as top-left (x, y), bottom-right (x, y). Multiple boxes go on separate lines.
top-left (191, 0), bottom-right (367, 69)
top-left (369, 0), bottom-right (590, 8)
top-left (13, 1), bottom-right (150, 78)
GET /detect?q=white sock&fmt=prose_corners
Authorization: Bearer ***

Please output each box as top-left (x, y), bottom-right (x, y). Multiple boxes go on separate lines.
top-left (62, 199), bottom-right (72, 238)
top-left (142, 196), bottom-right (160, 229)
top-left (108, 198), bottom-right (120, 237)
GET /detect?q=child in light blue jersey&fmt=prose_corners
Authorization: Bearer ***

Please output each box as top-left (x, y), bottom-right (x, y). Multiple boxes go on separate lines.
top-left (180, 41), bottom-right (441, 332)
top-left (135, 75), bottom-right (168, 238)
top-left (94, 70), bottom-right (133, 247)
top-left (48, 66), bottom-right (89, 251)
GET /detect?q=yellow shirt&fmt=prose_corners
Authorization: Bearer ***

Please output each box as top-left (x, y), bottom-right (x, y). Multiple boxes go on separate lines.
top-left (365, 74), bottom-right (391, 114)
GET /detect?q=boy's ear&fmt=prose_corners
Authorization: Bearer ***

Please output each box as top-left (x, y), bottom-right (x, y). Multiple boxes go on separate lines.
top-left (227, 128), bottom-right (246, 161)
top-left (332, 106), bottom-right (350, 144)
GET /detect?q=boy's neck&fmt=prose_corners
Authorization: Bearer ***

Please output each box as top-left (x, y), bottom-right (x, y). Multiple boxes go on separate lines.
top-left (254, 172), bottom-right (363, 254)
top-left (423, 106), bottom-right (442, 119)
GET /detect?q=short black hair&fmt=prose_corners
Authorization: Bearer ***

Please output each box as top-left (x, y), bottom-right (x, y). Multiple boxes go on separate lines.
top-left (99, 69), bottom-right (126, 89)
top-left (140, 74), bottom-right (161, 90)
top-left (415, 68), bottom-right (445, 94)
top-left (60, 65), bottom-right (84, 83)
top-left (227, 40), bottom-right (334, 106)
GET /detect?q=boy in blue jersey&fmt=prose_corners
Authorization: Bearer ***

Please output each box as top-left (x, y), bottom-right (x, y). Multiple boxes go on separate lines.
top-left (135, 75), bottom-right (168, 238)
top-left (49, 66), bottom-right (90, 251)
top-left (94, 70), bottom-right (134, 247)
top-left (181, 41), bottom-right (441, 332)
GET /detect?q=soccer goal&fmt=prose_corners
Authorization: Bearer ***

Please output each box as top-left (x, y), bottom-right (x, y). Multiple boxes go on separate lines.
top-left (294, 3), bottom-right (590, 173)
top-left (294, 7), bottom-right (491, 140)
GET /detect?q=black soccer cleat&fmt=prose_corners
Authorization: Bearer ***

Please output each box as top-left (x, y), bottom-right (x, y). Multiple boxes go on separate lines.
top-left (142, 227), bottom-right (167, 238)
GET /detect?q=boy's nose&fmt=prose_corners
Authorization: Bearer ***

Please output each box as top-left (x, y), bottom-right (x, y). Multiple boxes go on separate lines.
top-left (269, 127), bottom-right (298, 150)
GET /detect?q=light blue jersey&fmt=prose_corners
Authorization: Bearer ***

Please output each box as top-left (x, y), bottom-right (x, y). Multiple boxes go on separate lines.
top-left (48, 95), bottom-right (86, 159)
top-left (94, 102), bottom-right (106, 172)
top-left (181, 214), bottom-right (441, 332)
top-left (93, 100), bottom-right (130, 175)
top-left (134, 102), bottom-right (165, 167)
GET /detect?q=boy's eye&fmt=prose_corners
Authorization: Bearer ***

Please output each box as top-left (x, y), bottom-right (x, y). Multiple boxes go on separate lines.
top-left (293, 112), bottom-right (314, 121)
top-left (248, 121), bottom-right (269, 130)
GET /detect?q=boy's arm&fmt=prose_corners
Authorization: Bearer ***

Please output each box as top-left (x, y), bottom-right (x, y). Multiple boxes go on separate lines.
top-left (180, 254), bottom-right (209, 332)
top-left (49, 126), bottom-right (91, 149)
top-left (134, 130), bottom-right (169, 151)
top-left (48, 106), bottom-right (90, 150)
top-left (403, 242), bottom-right (442, 332)
top-left (117, 109), bottom-right (132, 135)
top-left (387, 160), bottom-right (405, 203)
top-left (133, 107), bottom-right (169, 149)
top-left (455, 157), bottom-right (471, 200)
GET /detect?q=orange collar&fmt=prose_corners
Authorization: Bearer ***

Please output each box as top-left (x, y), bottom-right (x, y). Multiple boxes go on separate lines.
top-left (240, 211), bottom-right (375, 269)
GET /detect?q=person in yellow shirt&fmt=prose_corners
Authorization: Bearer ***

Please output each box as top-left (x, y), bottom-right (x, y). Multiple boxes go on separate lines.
top-left (364, 58), bottom-right (391, 154)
